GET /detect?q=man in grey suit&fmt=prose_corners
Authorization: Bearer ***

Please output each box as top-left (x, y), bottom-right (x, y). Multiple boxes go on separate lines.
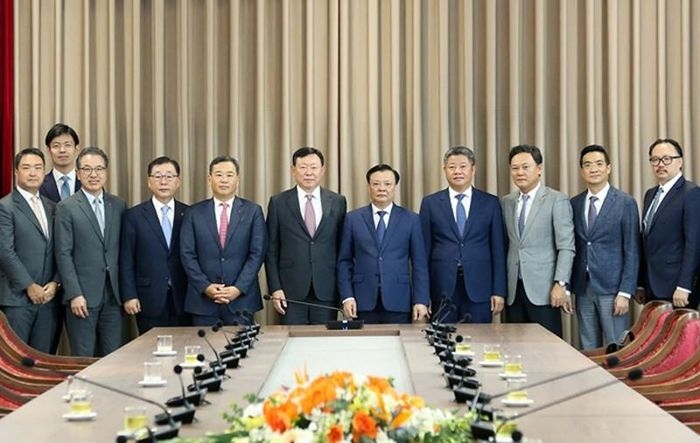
top-left (55, 147), bottom-right (126, 356)
top-left (570, 145), bottom-right (640, 349)
top-left (265, 147), bottom-right (347, 324)
top-left (502, 145), bottom-right (575, 337)
top-left (0, 148), bottom-right (61, 353)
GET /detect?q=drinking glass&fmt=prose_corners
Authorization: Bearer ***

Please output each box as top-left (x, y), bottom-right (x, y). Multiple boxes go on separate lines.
top-left (483, 344), bottom-right (502, 362)
top-left (506, 379), bottom-right (529, 401)
top-left (69, 389), bottom-right (93, 415)
top-left (504, 353), bottom-right (524, 375)
top-left (156, 335), bottom-right (173, 353)
top-left (184, 345), bottom-right (200, 364)
top-left (123, 406), bottom-right (148, 432)
top-left (143, 360), bottom-right (163, 382)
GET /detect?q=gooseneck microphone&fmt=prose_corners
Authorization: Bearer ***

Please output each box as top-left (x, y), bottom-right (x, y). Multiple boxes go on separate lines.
top-left (262, 294), bottom-right (364, 330)
top-left (166, 365), bottom-right (207, 408)
top-left (21, 358), bottom-right (181, 441)
top-left (197, 329), bottom-right (227, 375)
top-left (490, 368), bottom-right (644, 442)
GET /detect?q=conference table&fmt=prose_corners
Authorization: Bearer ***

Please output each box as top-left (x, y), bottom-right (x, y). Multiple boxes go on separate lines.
top-left (1, 323), bottom-right (697, 442)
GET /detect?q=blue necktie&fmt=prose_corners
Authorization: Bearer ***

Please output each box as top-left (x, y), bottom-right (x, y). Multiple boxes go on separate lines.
top-left (376, 211), bottom-right (387, 244)
top-left (643, 187), bottom-right (663, 234)
top-left (60, 176), bottom-right (71, 200)
top-left (587, 196), bottom-right (598, 233)
top-left (518, 194), bottom-right (530, 237)
top-left (455, 194), bottom-right (467, 236)
top-left (161, 205), bottom-right (172, 247)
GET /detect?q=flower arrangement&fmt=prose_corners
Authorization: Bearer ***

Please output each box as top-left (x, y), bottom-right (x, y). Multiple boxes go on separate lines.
top-left (179, 369), bottom-right (474, 442)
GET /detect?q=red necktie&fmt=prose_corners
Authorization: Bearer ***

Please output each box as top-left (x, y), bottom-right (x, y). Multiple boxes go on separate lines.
top-left (219, 203), bottom-right (229, 248)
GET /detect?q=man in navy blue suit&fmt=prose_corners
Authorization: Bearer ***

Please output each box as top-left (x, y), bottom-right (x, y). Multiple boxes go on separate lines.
top-left (570, 145), bottom-right (640, 349)
top-left (40, 123), bottom-right (82, 203)
top-left (637, 138), bottom-right (700, 309)
top-left (120, 156), bottom-right (190, 333)
top-left (180, 155), bottom-right (268, 326)
top-left (419, 146), bottom-right (506, 324)
top-left (337, 164), bottom-right (429, 324)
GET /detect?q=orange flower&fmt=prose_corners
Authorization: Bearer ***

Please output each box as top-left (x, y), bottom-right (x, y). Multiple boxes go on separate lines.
top-left (327, 424), bottom-right (344, 443)
top-left (367, 375), bottom-right (393, 394)
top-left (391, 407), bottom-right (413, 428)
top-left (263, 399), bottom-right (299, 433)
top-left (352, 411), bottom-right (378, 443)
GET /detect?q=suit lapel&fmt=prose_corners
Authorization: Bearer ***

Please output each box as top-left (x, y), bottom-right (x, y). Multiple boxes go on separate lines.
top-left (206, 199), bottom-right (222, 248)
top-left (520, 186), bottom-right (545, 242)
top-left (380, 205), bottom-right (403, 252)
top-left (462, 190), bottom-right (479, 239)
top-left (439, 189), bottom-right (462, 239)
top-left (143, 202), bottom-right (170, 251)
top-left (284, 188), bottom-right (310, 237)
top-left (360, 206), bottom-right (380, 249)
top-left (590, 187), bottom-right (617, 237)
top-left (76, 191), bottom-right (104, 242)
top-left (224, 198), bottom-right (244, 249)
top-left (13, 191), bottom-right (46, 239)
top-left (315, 188), bottom-right (333, 237)
top-left (648, 177), bottom-right (684, 234)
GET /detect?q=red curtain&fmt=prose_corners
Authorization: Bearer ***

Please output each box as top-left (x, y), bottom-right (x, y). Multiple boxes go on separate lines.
top-left (0, 0), bottom-right (13, 195)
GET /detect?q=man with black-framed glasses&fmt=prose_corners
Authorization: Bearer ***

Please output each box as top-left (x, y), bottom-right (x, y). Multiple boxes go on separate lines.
top-left (119, 156), bottom-right (191, 333)
top-left (637, 138), bottom-right (700, 309)
top-left (55, 147), bottom-right (126, 356)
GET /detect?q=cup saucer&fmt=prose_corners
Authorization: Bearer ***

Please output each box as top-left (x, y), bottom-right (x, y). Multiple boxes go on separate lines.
top-left (152, 350), bottom-right (177, 357)
top-left (479, 360), bottom-right (504, 367)
top-left (138, 378), bottom-right (167, 387)
top-left (63, 411), bottom-right (97, 421)
top-left (499, 372), bottom-right (527, 379)
top-left (179, 361), bottom-right (205, 369)
top-left (501, 397), bottom-right (534, 407)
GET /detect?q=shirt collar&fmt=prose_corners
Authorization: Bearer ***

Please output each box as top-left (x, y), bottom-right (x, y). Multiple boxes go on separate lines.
top-left (586, 182), bottom-right (610, 201)
top-left (448, 186), bottom-right (472, 200)
top-left (520, 182), bottom-right (541, 201)
top-left (371, 202), bottom-right (393, 216)
top-left (659, 172), bottom-right (683, 194)
top-left (152, 196), bottom-right (174, 213)
top-left (213, 196), bottom-right (235, 208)
top-left (52, 168), bottom-right (76, 182)
top-left (296, 185), bottom-right (321, 201)
top-left (15, 186), bottom-right (39, 203)
top-left (81, 188), bottom-right (103, 203)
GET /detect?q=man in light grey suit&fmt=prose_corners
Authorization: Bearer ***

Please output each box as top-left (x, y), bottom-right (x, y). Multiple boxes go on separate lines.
top-left (502, 145), bottom-right (575, 337)
top-left (570, 145), bottom-right (640, 349)
top-left (55, 147), bottom-right (126, 356)
top-left (265, 147), bottom-right (347, 324)
top-left (0, 148), bottom-right (61, 353)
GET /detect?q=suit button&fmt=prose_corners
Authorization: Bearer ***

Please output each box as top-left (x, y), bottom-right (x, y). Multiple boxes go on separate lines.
top-left (105, 266), bottom-right (110, 271)
top-left (310, 241), bottom-right (315, 245)
top-left (221, 258), bottom-right (225, 262)
top-left (379, 257), bottom-right (383, 261)
top-left (587, 242), bottom-right (591, 246)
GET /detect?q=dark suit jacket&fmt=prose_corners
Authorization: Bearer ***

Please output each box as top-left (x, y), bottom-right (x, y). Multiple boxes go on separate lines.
top-left (55, 190), bottom-right (125, 307)
top-left (40, 170), bottom-right (81, 203)
top-left (180, 197), bottom-right (267, 316)
top-left (0, 190), bottom-right (59, 306)
top-left (119, 199), bottom-right (189, 317)
top-left (640, 176), bottom-right (699, 299)
top-left (265, 187), bottom-right (346, 302)
top-left (570, 186), bottom-right (640, 297)
top-left (419, 188), bottom-right (506, 305)
top-left (337, 204), bottom-right (429, 313)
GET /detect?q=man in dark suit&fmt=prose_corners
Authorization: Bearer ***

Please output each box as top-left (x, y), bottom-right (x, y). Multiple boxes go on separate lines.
top-left (180, 155), bottom-right (267, 326)
top-left (419, 146), bottom-right (506, 324)
top-left (40, 123), bottom-right (82, 203)
top-left (265, 147), bottom-right (347, 324)
top-left (55, 147), bottom-right (126, 356)
top-left (120, 156), bottom-right (190, 334)
top-left (501, 145), bottom-right (575, 337)
top-left (0, 148), bottom-right (61, 353)
top-left (337, 164), bottom-right (429, 324)
top-left (637, 138), bottom-right (700, 309)
top-left (40, 123), bottom-right (81, 353)
top-left (570, 145), bottom-right (640, 349)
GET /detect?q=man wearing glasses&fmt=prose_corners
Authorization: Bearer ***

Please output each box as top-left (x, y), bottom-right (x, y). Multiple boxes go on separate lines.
top-left (55, 147), bottom-right (126, 356)
top-left (637, 139), bottom-right (700, 309)
top-left (120, 157), bottom-right (190, 333)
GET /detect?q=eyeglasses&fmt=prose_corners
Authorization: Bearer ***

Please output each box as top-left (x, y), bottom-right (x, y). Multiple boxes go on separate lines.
top-left (149, 174), bottom-right (179, 182)
top-left (649, 155), bottom-right (681, 166)
top-left (581, 160), bottom-right (607, 170)
top-left (79, 166), bottom-right (107, 175)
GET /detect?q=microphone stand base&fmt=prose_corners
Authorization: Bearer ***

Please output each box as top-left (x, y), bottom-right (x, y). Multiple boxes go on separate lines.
top-left (326, 320), bottom-right (364, 330)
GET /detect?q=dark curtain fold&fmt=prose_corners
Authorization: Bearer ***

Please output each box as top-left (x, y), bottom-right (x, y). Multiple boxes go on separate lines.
top-left (0, 0), bottom-right (13, 195)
